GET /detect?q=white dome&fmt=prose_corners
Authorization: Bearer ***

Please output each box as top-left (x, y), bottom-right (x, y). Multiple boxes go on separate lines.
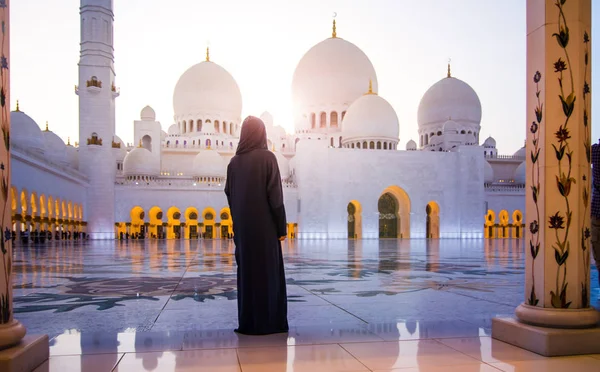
top-left (42, 130), bottom-right (68, 165)
top-left (406, 139), bottom-right (417, 151)
top-left (342, 94), bottom-right (399, 141)
top-left (112, 135), bottom-right (127, 162)
top-left (515, 162), bottom-right (526, 184)
top-left (484, 161), bottom-right (494, 183)
top-left (292, 37), bottom-right (378, 113)
top-left (123, 147), bottom-right (157, 176)
top-left (140, 105), bottom-right (156, 121)
top-left (192, 149), bottom-right (226, 177)
top-left (442, 119), bottom-right (461, 134)
top-left (10, 110), bottom-right (44, 152)
top-left (173, 61), bottom-right (242, 121)
top-left (168, 124), bottom-right (180, 135)
top-left (66, 144), bottom-right (79, 169)
top-left (514, 146), bottom-right (526, 158)
top-left (483, 136), bottom-right (496, 148)
top-left (274, 151), bottom-right (289, 179)
top-left (418, 76), bottom-right (482, 128)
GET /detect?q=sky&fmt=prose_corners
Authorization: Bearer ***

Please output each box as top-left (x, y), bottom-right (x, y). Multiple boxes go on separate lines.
top-left (8, 0), bottom-right (600, 154)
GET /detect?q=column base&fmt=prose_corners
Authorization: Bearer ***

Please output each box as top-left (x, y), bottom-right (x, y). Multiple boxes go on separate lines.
top-left (492, 317), bottom-right (600, 356)
top-left (0, 334), bottom-right (49, 372)
top-left (515, 303), bottom-right (600, 328)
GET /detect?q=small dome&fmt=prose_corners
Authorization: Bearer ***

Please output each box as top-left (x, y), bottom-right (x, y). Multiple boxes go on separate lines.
top-left (140, 105), bottom-right (156, 121)
top-left (66, 144), bottom-right (79, 169)
top-left (42, 130), bottom-right (68, 165)
top-left (418, 76), bottom-right (482, 128)
top-left (173, 60), bottom-right (242, 121)
top-left (273, 151), bottom-right (289, 179)
top-left (484, 161), bottom-right (494, 183)
top-left (483, 136), bottom-right (496, 148)
top-left (342, 94), bottom-right (399, 142)
top-left (513, 145), bottom-right (526, 158)
top-left (168, 124), bottom-right (180, 135)
top-left (112, 135), bottom-right (127, 162)
top-left (192, 149), bottom-right (226, 177)
top-left (442, 119), bottom-right (461, 134)
top-left (10, 110), bottom-right (44, 152)
top-left (515, 161), bottom-right (526, 184)
top-left (123, 147), bottom-right (157, 176)
top-left (406, 139), bottom-right (417, 151)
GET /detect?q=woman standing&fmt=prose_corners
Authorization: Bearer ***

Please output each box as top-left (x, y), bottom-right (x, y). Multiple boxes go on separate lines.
top-left (225, 116), bottom-right (289, 335)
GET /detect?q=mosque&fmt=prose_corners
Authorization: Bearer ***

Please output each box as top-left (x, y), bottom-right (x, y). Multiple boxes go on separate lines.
top-left (9, 0), bottom-right (525, 240)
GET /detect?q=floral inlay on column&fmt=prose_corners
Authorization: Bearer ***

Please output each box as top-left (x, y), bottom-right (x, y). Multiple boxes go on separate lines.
top-left (0, 0), bottom-right (10, 325)
top-left (528, 70), bottom-right (542, 306)
top-left (580, 28), bottom-right (591, 308)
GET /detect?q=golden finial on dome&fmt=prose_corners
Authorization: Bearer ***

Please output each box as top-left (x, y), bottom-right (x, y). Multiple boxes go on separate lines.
top-left (447, 58), bottom-right (452, 78)
top-left (67, 137), bottom-right (71, 146)
top-left (138, 139), bottom-right (143, 148)
top-left (206, 46), bottom-right (210, 62)
top-left (45, 121), bottom-right (49, 131)
top-left (332, 19), bottom-right (337, 38)
top-left (364, 79), bottom-right (376, 95)
top-left (15, 100), bottom-right (20, 112)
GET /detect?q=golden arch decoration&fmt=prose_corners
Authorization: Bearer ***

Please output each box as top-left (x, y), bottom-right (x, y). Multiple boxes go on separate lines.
top-left (219, 207), bottom-right (232, 239)
top-left (512, 209), bottom-right (524, 238)
top-left (498, 210), bottom-right (509, 238)
top-left (129, 206), bottom-right (145, 235)
top-left (485, 209), bottom-right (496, 238)
top-left (149, 206), bottom-right (164, 239)
top-left (185, 207), bottom-right (200, 239)
top-left (426, 201), bottom-right (440, 239)
top-left (167, 206), bottom-right (182, 239)
top-left (201, 207), bottom-right (217, 239)
top-left (347, 200), bottom-right (363, 239)
top-left (20, 189), bottom-right (28, 216)
top-left (30, 192), bottom-right (38, 217)
top-left (379, 186), bottom-right (411, 238)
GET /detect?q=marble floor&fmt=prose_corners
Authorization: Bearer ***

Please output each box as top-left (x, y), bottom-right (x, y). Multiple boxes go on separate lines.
top-left (10, 238), bottom-right (600, 371)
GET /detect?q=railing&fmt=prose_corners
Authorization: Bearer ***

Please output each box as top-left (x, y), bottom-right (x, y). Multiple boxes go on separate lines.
top-left (115, 176), bottom-right (298, 189)
top-left (485, 154), bottom-right (525, 160)
top-left (484, 184), bottom-right (526, 193)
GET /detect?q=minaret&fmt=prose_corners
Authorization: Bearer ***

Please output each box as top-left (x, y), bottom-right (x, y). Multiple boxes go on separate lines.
top-left (77, 0), bottom-right (118, 239)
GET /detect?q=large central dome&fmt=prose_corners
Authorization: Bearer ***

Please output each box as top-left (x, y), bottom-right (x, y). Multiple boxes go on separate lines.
top-left (292, 37), bottom-right (378, 111)
top-left (173, 59), bottom-right (242, 121)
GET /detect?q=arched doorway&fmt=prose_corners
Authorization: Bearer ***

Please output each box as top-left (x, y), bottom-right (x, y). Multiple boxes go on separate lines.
top-left (185, 207), bottom-right (199, 239)
top-left (130, 206), bottom-right (145, 236)
top-left (498, 209), bottom-right (509, 238)
top-left (347, 200), bottom-right (362, 239)
top-left (202, 207), bottom-right (216, 239)
top-left (167, 207), bottom-right (181, 239)
top-left (219, 208), bottom-right (232, 239)
top-left (378, 186), bottom-right (411, 238)
top-left (378, 193), bottom-right (398, 238)
top-left (485, 210), bottom-right (496, 238)
top-left (512, 210), bottom-right (524, 238)
top-left (149, 206), bottom-right (163, 239)
top-left (426, 201), bottom-right (440, 238)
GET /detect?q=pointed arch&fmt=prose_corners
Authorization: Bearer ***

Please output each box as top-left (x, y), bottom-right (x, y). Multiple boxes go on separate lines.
top-left (425, 201), bottom-right (440, 238)
top-left (485, 209), bottom-right (496, 238)
top-left (219, 207), bottom-right (232, 239)
top-left (185, 207), bottom-right (200, 239)
top-left (347, 200), bottom-right (362, 239)
top-left (130, 206), bottom-right (145, 235)
top-left (149, 206), bottom-right (164, 239)
top-left (201, 207), bottom-right (217, 239)
top-left (379, 186), bottom-right (411, 238)
top-left (167, 206), bottom-right (182, 239)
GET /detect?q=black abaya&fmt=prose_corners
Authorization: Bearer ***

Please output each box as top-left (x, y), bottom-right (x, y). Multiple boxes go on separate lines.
top-left (224, 116), bottom-right (288, 335)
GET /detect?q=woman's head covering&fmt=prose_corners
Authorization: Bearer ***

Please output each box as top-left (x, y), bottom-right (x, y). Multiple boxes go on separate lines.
top-left (236, 116), bottom-right (268, 155)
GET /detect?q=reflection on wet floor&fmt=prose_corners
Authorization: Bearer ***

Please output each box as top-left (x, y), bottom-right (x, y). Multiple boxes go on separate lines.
top-left (11, 238), bottom-right (599, 339)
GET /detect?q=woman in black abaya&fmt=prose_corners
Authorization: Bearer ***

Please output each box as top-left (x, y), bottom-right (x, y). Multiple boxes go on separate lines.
top-left (224, 115), bottom-right (289, 335)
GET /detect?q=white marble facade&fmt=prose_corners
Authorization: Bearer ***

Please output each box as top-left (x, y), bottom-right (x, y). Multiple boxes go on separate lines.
top-left (10, 0), bottom-right (526, 239)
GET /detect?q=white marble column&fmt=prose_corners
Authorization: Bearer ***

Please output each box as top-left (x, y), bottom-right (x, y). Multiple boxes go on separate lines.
top-left (494, 0), bottom-right (600, 357)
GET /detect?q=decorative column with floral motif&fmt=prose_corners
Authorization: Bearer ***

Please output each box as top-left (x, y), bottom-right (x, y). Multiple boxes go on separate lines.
top-left (514, 0), bottom-right (599, 328)
top-left (0, 0), bottom-right (26, 350)
top-left (493, 1), bottom-right (600, 356)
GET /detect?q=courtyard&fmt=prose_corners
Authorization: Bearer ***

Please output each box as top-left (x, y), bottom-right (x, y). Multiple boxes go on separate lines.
top-left (10, 239), bottom-right (600, 371)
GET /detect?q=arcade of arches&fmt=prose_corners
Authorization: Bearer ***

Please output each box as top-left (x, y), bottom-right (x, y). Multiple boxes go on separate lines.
top-left (346, 186), bottom-right (522, 239)
top-left (10, 187), bottom-right (86, 239)
top-left (484, 209), bottom-right (525, 239)
top-left (118, 206), bottom-right (298, 240)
